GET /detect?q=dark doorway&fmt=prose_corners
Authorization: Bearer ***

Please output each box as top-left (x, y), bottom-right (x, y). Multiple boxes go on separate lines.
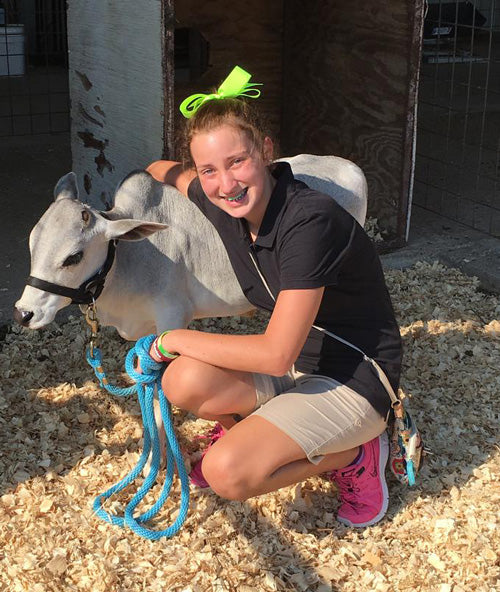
top-left (0, 0), bottom-right (69, 136)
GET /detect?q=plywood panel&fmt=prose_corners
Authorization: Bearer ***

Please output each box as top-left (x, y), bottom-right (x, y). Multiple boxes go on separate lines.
top-left (173, 0), bottom-right (284, 157)
top-left (67, 1), bottom-right (170, 208)
top-left (282, 0), bottom-right (424, 243)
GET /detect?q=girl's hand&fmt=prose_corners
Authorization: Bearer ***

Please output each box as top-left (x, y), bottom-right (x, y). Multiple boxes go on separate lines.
top-left (146, 160), bottom-right (181, 184)
top-left (145, 160), bottom-right (197, 196)
top-left (135, 342), bottom-right (170, 375)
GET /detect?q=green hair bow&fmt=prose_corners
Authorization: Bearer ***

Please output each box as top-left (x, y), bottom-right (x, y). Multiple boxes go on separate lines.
top-left (179, 66), bottom-right (262, 119)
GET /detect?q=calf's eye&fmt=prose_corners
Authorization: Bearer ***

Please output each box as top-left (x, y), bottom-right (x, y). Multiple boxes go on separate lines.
top-left (62, 251), bottom-right (84, 267)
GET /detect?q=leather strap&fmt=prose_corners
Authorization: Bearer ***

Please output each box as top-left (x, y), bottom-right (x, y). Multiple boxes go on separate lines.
top-left (27, 240), bottom-right (117, 305)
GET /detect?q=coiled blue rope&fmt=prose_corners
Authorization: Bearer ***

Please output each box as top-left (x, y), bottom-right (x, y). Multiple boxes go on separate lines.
top-left (85, 334), bottom-right (190, 540)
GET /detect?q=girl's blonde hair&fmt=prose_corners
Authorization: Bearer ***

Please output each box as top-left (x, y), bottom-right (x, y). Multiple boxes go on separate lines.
top-left (180, 97), bottom-right (273, 169)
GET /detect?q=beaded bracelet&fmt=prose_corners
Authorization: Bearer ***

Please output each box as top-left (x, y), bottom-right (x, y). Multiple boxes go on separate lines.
top-left (153, 331), bottom-right (179, 361)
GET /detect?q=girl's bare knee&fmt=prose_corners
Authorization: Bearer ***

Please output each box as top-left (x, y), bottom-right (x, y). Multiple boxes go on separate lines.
top-left (202, 449), bottom-right (253, 501)
top-left (161, 357), bottom-right (204, 409)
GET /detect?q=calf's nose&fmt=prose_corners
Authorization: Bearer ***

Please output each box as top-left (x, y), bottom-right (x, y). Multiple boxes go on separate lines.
top-left (13, 307), bottom-right (34, 327)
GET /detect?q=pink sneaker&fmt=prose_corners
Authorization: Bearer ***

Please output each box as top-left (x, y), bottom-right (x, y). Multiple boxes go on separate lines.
top-left (328, 432), bottom-right (389, 528)
top-left (189, 423), bottom-right (225, 488)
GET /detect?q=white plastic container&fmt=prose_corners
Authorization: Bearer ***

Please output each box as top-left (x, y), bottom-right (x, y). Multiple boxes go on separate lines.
top-left (0, 25), bottom-right (25, 76)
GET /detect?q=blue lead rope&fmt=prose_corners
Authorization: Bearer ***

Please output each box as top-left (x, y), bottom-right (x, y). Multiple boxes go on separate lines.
top-left (85, 334), bottom-right (190, 540)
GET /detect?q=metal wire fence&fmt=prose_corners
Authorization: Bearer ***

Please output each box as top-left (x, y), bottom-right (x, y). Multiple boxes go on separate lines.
top-left (415, 0), bottom-right (500, 237)
top-left (0, 0), bottom-right (69, 136)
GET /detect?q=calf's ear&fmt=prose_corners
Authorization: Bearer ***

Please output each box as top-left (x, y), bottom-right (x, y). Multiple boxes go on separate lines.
top-left (54, 172), bottom-right (79, 201)
top-left (104, 218), bottom-right (168, 241)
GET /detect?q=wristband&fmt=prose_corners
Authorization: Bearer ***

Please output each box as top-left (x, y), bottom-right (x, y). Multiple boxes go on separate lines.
top-left (151, 339), bottom-right (168, 362)
top-left (155, 331), bottom-right (179, 360)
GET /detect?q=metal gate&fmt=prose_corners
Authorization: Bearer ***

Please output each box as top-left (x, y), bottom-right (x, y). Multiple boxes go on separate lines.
top-left (414, 0), bottom-right (500, 238)
top-left (0, 0), bottom-right (69, 136)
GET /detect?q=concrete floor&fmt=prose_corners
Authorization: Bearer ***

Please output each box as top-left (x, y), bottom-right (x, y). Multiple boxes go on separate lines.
top-left (1, 132), bottom-right (500, 328)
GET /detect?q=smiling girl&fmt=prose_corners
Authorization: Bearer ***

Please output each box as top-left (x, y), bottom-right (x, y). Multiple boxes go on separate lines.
top-left (145, 67), bottom-right (402, 528)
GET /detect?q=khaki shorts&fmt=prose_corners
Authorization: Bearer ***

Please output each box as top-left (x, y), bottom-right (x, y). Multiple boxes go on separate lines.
top-left (251, 369), bottom-right (387, 464)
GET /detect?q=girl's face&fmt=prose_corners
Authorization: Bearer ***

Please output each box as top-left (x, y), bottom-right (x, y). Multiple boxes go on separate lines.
top-left (190, 124), bottom-right (274, 229)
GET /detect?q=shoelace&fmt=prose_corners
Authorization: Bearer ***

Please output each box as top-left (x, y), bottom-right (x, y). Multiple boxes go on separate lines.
top-left (332, 466), bottom-right (364, 505)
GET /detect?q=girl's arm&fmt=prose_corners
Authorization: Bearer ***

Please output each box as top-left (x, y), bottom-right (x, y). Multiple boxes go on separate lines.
top-left (146, 160), bottom-right (197, 197)
top-left (155, 287), bottom-right (325, 376)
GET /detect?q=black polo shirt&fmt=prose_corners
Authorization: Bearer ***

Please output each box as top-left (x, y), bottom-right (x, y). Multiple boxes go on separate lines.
top-left (187, 162), bottom-right (402, 417)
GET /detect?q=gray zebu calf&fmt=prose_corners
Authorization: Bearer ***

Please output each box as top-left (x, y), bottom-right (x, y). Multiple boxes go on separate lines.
top-left (14, 155), bottom-right (367, 337)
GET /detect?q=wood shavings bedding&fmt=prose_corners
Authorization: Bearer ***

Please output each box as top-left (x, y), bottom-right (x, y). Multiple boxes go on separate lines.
top-left (0, 261), bottom-right (498, 592)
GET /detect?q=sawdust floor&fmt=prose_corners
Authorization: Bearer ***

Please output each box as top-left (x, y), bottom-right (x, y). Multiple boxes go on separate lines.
top-left (0, 261), bottom-right (499, 592)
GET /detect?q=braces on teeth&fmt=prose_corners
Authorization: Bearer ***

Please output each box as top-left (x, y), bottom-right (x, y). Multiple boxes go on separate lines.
top-left (226, 189), bottom-right (246, 202)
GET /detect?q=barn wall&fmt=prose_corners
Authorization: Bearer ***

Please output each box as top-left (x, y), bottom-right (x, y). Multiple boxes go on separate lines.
top-left (173, 0), bottom-right (284, 158)
top-left (282, 0), bottom-right (424, 244)
top-left (66, 0), bottom-right (423, 242)
top-left (67, 1), bottom-right (168, 208)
